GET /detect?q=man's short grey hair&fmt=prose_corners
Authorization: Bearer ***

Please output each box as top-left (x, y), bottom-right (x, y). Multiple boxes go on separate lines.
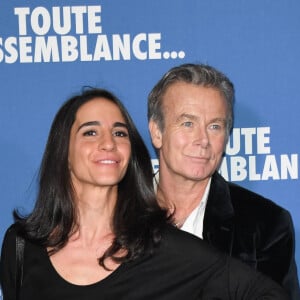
top-left (147, 63), bottom-right (235, 136)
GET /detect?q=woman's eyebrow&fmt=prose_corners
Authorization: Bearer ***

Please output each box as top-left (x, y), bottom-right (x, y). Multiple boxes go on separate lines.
top-left (77, 121), bottom-right (100, 132)
top-left (114, 121), bottom-right (128, 129)
top-left (77, 121), bottom-right (128, 132)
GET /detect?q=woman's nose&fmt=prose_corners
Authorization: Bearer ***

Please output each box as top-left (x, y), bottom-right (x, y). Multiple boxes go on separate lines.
top-left (98, 132), bottom-right (116, 151)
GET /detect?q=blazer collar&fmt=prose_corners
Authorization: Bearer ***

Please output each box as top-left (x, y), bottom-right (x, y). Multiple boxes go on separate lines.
top-left (205, 172), bottom-right (234, 221)
top-left (203, 172), bottom-right (235, 253)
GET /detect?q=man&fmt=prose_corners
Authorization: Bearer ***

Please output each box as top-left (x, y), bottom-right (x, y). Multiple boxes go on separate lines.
top-left (147, 63), bottom-right (300, 299)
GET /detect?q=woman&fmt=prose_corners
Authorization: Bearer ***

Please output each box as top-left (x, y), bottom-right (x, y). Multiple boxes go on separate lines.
top-left (0, 88), bottom-right (287, 299)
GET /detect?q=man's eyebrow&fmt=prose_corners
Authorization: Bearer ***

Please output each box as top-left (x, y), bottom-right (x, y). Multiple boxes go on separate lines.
top-left (176, 113), bottom-right (198, 122)
top-left (176, 114), bottom-right (227, 123)
top-left (210, 117), bottom-right (227, 123)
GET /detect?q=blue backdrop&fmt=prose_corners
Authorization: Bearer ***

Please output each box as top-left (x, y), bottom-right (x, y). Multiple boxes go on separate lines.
top-left (0, 0), bottom-right (299, 279)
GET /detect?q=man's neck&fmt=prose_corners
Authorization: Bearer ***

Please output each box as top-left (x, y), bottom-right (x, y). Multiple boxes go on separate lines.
top-left (156, 171), bottom-right (210, 223)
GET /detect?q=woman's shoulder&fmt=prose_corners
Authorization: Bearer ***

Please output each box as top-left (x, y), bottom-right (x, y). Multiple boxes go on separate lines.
top-left (2, 224), bottom-right (18, 249)
top-left (162, 224), bottom-right (213, 248)
top-left (1, 223), bottom-right (29, 256)
top-left (161, 224), bottom-right (225, 265)
top-left (0, 224), bottom-right (19, 281)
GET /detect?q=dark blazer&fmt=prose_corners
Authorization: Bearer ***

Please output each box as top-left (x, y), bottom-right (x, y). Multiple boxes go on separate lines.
top-left (203, 172), bottom-right (300, 300)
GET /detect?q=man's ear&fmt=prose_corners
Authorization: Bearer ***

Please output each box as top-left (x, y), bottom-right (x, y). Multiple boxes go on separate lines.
top-left (149, 119), bottom-right (163, 149)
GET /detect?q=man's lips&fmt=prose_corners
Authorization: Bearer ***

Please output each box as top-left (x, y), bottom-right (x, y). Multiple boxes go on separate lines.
top-left (185, 155), bottom-right (210, 160)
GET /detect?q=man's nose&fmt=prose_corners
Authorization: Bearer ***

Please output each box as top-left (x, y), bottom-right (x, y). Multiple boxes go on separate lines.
top-left (194, 127), bottom-right (209, 148)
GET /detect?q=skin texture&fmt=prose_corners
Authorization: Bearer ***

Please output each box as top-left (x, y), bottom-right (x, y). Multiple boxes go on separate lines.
top-left (51, 97), bottom-right (131, 285)
top-left (149, 82), bottom-right (229, 220)
top-left (69, 97), bottom-right (131, 194)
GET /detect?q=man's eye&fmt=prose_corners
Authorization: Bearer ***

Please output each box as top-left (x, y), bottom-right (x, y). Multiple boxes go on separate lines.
top-left (182, 121), bottom-right (193, 127)
top-left (210, 124), bottom-right (221, 130)
top-left (114, 130), bottom-right (128, 137)
top-left (83, 130), bottom-right (96, 136)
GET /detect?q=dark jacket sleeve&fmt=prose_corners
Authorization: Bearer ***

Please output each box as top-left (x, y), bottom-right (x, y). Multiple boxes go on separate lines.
top-left (201, 255), bottom-right (289, 300)
top-left (237, 194), bottom-right (300, 299)
top-left (226, 178), bottom-right (300, 299)
top-left (227, 257), bottom-right (290, 300)
top-left (277, 210), bottom-right (299, 300)
top-left (0, 226), bottom-right (17, 300)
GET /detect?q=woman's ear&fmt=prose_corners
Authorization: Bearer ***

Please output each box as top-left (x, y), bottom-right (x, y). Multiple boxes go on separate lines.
top-left (148, 119), bottom-right (163, 149)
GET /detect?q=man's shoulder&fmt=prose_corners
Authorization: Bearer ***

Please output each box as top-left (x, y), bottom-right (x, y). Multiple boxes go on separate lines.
top-left (228, 181), bottom-right (284, 210)
top-left (222, 182), bottom-right (291, 229)
top-left (212, 173), bottom-right (290, 222)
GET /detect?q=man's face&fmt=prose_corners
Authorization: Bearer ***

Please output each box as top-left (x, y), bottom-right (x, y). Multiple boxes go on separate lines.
top-left (150, 82), bottom-right (228, 184)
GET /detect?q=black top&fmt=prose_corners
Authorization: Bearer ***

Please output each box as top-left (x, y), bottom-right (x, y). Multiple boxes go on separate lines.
top-left (0, 224), bottom-right (288, 300)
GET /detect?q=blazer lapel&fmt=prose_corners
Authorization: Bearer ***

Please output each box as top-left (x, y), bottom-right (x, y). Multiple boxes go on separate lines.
top-left (203, 172), bottom-right (235, 255)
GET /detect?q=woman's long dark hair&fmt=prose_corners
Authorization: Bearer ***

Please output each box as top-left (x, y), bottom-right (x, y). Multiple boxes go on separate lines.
top-left (14, 88), bottom-right (168, 266)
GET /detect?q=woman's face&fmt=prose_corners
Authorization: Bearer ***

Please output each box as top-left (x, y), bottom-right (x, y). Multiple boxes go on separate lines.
top-left (68, 98), bottom-right (131, 191)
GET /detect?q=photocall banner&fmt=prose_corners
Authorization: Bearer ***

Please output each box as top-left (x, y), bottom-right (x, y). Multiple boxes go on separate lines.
top-left (0, 0), bottom-right (299, 277)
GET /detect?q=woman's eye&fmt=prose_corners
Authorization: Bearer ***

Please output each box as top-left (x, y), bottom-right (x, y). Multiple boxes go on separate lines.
top-left (83, 130), bottom-right (96, 136)
top-left (114, 130), bottom-right (128, 137)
